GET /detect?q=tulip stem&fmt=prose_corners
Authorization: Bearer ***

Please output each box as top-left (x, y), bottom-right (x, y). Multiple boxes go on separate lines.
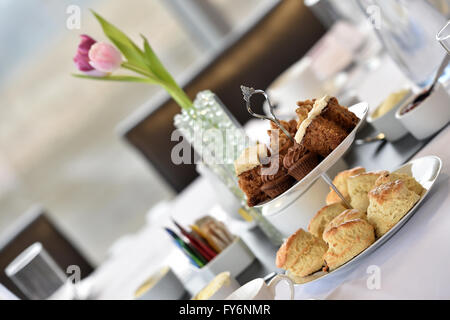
top-left (163, 84), bottom-right (193, 111)
top-left (121, 61), bottom-right (193, 110)
top-left (121, 62), bottom-right (154, 79)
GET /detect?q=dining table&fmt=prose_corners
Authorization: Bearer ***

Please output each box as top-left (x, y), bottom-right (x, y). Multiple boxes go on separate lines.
top-left (78, 50), bottom-right (450, 300)
top-left (296, 125), bottom-right (450, 300)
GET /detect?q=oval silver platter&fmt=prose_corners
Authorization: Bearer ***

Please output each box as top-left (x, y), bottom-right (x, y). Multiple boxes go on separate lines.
top-left (286, 155), bottom-right (443, 286)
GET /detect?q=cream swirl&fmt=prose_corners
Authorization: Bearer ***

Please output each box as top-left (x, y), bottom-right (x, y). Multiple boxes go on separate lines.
top-left (294, 95), bottom-right (330, 144)
top-left (283, 143), bottom-right (307, 169)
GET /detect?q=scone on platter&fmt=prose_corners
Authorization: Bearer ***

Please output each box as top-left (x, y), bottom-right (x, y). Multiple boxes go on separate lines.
top-left (326, 167), bottom-right (366, 205)
top-left (347, 170), bottom-right (389, 212)
top-left (367, 180), bottom-right (421, 237)
top-left (322, 208), bottom-right (368, 235)
top-left (374, 172), bottom-right (425, 196)
top-left (308, 202), bottom-right (347, 239)
top-left (277, 165), bottom-right (426, 278)
top-left (276, 229), bottom-right (328, 278)
top-left (322, 209), bottom-right (375, 270)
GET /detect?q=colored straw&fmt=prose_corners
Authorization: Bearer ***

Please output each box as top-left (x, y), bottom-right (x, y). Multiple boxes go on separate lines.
top-left (164, 228), bottom-right (205, 268)
top-left (172, 219), bottom-right (217, 260)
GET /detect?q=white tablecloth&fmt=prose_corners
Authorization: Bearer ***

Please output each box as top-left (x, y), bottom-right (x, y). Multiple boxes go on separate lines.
top-left (78, 179), bottom-right (242, 299)
top-left (294, 126), bottom-right (450, 300)
top-left (85, 125), bottom-right (449, 300)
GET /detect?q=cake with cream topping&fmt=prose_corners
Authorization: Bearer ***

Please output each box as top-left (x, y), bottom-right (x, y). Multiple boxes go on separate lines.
top-left (234, 95), bottom-right (359, 206)
top-left (321, 97), bottom-right (359, 133)
top-left (295, 96), bottom-right (358, 157)
top-left (234, 144), bottom-right (270, 207)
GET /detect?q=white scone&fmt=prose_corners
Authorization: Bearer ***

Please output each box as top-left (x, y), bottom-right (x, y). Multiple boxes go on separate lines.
top-left (374, 172), bottom-right (425, 196)
top-left (347, 170), bottom-right (388, 212)
top-left (323, 208), bottom-right (368, 235)
top-left (308, 202), bottom-right (347, 238)
top-left (276, 229), bottom-right (328, 277)
top-left (323, 209), bottom-right (375, 270)
top-left (367, 180), bottom-right (421, 237)
top-left (326, 167), bottom-right (366, 205)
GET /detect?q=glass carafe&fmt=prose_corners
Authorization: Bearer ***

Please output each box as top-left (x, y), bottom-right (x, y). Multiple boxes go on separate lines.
top-left (437, 20), bottom-right (450, 54)
top-left (358, 0), bottom-right (448, 87)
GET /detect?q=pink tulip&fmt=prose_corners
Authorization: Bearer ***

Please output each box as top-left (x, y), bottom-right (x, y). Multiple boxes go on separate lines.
top-left (73, 34), bottom-right (97, 72)
top-left (88, 42), bottom-right (122, 73)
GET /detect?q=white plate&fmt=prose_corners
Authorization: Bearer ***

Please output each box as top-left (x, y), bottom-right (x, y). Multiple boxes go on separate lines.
top-left (254, 101), bottom-right (369, 209)
top-left (287, 155), bottom-right (443, 285)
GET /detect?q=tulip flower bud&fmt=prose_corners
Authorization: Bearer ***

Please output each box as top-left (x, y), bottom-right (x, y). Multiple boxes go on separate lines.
top-left (74, 34), bottom-right (96, 72)
top-left (88, 42), bottom-right (122, 73)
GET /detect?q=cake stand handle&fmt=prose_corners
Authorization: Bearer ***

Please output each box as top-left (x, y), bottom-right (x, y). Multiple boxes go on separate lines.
top-left (320, 173), bottom-right (353, 209)
top-left (240, 85), bottom-right (295, 143)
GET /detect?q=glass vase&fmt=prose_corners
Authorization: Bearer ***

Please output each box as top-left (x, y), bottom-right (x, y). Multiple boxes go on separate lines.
top-left (173, 90), bottom-right (283, 245)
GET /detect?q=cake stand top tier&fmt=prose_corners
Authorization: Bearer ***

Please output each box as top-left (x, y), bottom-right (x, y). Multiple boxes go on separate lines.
top-left (254, 101), bottom-right (369, 209)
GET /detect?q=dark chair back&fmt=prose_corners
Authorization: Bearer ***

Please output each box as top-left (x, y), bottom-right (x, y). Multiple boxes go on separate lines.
top-left (0, 206), bottom-right (94, 299)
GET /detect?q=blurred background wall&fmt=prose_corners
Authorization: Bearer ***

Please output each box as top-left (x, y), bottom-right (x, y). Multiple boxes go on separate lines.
top-left (0, 0), bottom-right (279, 264)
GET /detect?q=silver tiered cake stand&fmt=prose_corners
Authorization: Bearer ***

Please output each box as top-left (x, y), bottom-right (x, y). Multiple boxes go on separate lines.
top-left (240, 86), bottom-right (368, 211)
top-left (240, 86), bottom-right (442, 286)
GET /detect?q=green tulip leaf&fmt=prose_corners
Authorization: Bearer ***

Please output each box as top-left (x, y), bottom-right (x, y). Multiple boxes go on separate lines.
top-left (91, 10), bottom-right (152, 74)
top-left (141, 34), bottom-right (176, 86)
top-left (121, 61), bottom-right (161, 83)
top-left (83, 10), bottom-right (194, 110)
top-left (72, 73), bottom-right (158, 84)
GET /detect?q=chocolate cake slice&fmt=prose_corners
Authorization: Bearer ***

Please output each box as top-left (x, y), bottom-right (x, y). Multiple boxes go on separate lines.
top-left (267, 119), bottom-right (298, 156)
top-left (260, 155), bottom-right (295, 199)
top-left (294, 96), bottom-right (358, 158)
top-left (321, 97), bottom-right (359, 133)
top-left (234, 144), bottom-right (270, 207)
